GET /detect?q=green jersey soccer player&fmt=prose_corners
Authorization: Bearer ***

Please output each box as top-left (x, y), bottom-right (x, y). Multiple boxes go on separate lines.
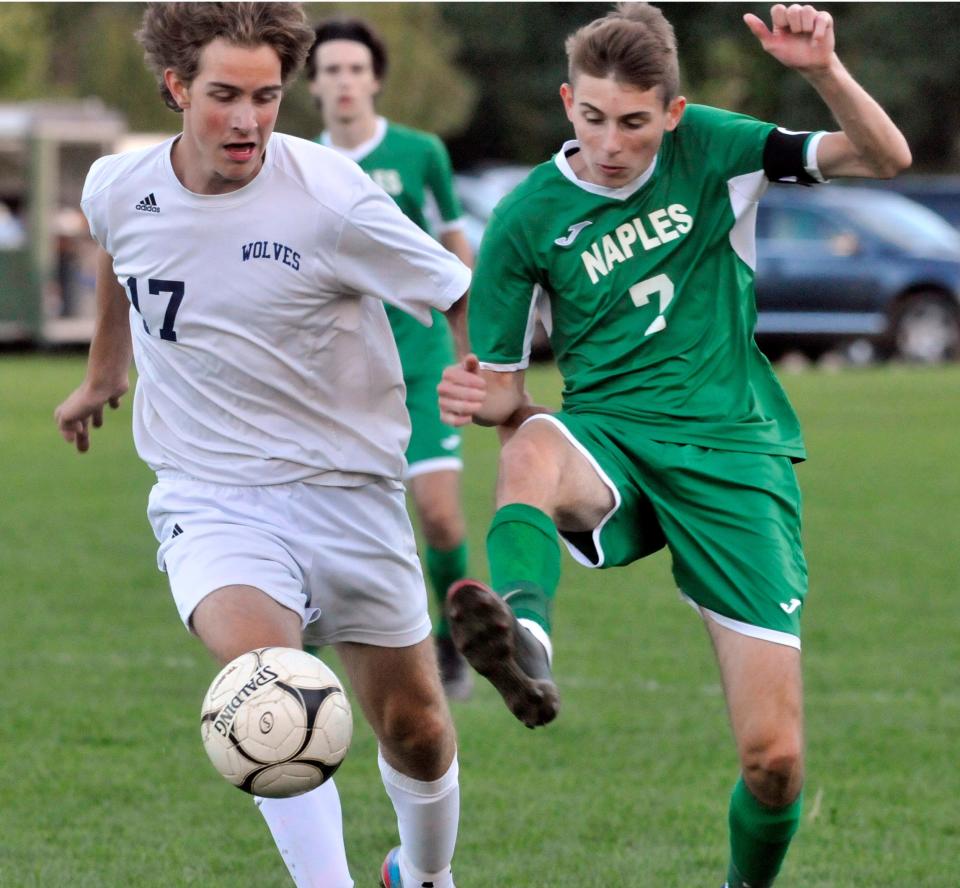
top-left (438, 3), bottom-right (911, 886)
top-left (306, 18), bottom-right (476, 701)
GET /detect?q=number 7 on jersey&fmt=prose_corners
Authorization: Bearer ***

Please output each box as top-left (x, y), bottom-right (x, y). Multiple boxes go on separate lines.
top-left (629, 273), bottom-right (674, 336)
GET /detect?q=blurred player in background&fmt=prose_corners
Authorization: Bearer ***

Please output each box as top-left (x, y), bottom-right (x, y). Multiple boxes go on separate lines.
top-left (307, 18), bottom-right (475, 701)
top-left (54, 4), bottom-right (469, 886)
top-left (438, 3), bottom-right (910, 886)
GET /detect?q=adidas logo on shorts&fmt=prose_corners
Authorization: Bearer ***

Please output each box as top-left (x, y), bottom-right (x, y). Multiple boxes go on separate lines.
top-left (135, 192), bottom-right (160, 213)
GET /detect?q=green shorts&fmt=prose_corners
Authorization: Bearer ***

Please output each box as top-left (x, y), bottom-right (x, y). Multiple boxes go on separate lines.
top-left (390, 306), bottom-right (462, 479)
top-left (530, 412), bottom-right (808, 647)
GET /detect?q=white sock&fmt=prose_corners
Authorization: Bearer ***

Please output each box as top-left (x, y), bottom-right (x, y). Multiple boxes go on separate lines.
top-left (378, 749), bottom-right (459, 888)
top-left (518, 617), bottom-right (553, 665)
top-left (255, 779), bottom-right (353, 888)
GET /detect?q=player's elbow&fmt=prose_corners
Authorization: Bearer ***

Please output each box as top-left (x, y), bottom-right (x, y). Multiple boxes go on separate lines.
top-left (871, 140), bottom-right (912, 180)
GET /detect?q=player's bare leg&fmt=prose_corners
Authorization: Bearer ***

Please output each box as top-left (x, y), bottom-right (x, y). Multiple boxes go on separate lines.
top-left (336, 637), bottom-right (456, 779)
top-left (448, 417), bottom-right (613, 727)
top-left (705, 616), bottom-right (804, 888)
top-left (408, 469), bottom-right (473, 701)
top-left (337, 638), bottom-right (459, 887)
top-left (191, 584), bottom-right (303, 665)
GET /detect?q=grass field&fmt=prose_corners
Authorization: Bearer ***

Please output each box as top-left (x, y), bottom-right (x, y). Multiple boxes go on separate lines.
top-left (2, 353), bottom-right (958, 887)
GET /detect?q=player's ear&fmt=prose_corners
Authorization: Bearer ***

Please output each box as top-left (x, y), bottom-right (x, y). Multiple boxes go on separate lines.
top-left (664, 95), bottom-right (686, 132)
top-left (560, 82), bottom-right (575, 120)
top-left (164, 68), bottom-right (191, 111)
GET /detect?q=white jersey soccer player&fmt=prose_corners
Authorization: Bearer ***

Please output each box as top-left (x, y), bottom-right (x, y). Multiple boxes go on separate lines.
top-left (77, 130), bottom-right (470, 886)
top-left (81, 132), bottom-right (468, 488)
top-left (59, 8), bottom-right (471, 884)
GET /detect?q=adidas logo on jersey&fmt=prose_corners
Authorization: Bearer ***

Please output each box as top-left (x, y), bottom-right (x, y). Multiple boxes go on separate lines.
top-left (135, 193), bottom-right (160, 213)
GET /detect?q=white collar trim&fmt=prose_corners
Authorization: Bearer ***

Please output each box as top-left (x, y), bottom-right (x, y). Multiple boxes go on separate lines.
top-left (554, 140), bottom-right (657, 200)
top-left (321, 116), bottom-right (388, 162)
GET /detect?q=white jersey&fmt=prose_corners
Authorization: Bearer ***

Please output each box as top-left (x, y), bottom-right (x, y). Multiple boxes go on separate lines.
top-left (81, 133), bottom-right (471, 486)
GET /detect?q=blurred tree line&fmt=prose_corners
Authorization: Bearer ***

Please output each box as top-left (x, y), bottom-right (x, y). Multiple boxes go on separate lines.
top-left (1, 2), bottom-right (957, 171)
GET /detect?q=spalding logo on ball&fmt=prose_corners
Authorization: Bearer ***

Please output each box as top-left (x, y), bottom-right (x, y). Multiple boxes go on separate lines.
top-left (200, 647), bottom-right (353, 798)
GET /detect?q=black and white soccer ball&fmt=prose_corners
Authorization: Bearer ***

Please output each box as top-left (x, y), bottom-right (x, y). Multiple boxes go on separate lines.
top-left (200, 646), bottom-right (353, 799)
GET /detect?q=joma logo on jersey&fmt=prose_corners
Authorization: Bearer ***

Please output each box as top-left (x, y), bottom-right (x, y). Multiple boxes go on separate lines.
top-left (581, 203), bottom-right (693, 284)
top-left (241, 240), bottom-right (301, 271)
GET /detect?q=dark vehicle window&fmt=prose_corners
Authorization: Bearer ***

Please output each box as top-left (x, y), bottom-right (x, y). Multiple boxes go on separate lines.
top-left (759, 205), bottom-right (843, 242)
top-left (843, 198), bottom-right (960, 254)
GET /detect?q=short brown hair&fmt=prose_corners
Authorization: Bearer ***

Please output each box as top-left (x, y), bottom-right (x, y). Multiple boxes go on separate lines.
top-left (136, 2), bottom-right (315, 112)
top-left (306, 18), bottom-right (389, 83)
top-left (565, 2), bottom-right (679, 105)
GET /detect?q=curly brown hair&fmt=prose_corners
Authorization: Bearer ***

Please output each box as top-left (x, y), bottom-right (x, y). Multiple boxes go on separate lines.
top-left (565, 2), bottom-right (679, 106)
top-left (136, 2), bottom-right (315, 112)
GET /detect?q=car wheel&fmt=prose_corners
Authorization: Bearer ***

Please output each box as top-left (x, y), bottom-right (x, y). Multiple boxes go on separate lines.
top-left (890, 292), bottom-right (960, 363)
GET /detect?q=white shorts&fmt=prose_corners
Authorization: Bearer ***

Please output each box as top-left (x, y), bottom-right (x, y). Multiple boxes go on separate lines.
top-left (147, 473), bottom-right (431, 648)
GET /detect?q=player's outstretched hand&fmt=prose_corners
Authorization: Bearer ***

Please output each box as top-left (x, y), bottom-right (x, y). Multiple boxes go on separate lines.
top-left (54, 380), bottom-right (127, 453)
top-left (438, 354), bottom-right (486, 427)
top-left (744, 4), bottom-right (835, 73)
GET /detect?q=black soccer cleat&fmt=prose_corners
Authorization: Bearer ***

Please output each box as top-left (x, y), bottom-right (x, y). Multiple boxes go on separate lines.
top-left (436, 633), bottom-right (474, 702)
top-left (446, 579), bottom-right (559, 728)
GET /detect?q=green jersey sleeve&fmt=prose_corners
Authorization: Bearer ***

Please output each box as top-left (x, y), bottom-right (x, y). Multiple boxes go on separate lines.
top-left (469, 206), bottom-right (545, 369)
top-left (679, 104), bottom-right (776, 182)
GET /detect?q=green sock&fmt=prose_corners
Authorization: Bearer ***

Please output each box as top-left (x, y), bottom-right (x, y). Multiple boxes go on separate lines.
top-left (727, 778), bottom-right (803, 888)
top-left (425, 542), bottom-right (468, 638)
top-left (486, 503), bottom-right (561, 633)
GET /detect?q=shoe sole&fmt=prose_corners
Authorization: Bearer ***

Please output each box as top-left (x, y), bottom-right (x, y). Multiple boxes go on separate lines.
top-left (447, 580), bottom-right (559, 728)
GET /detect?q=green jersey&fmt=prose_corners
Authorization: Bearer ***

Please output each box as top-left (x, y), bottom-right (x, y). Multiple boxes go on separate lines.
top-left (471, 104), bottom-right (818, 459)
top-left (320, 118), bottom-right (463, 366)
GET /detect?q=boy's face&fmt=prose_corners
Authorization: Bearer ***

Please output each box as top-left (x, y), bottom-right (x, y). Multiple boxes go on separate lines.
top-left (165, 38), bottom-right (283, 194)
top-left (309, 39), bottom-right (380, 125)
top-left (561, 74), bottom-right (685, 188)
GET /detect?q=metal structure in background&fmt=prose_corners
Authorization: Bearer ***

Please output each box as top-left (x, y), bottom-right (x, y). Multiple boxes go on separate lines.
top-left (0, 101), bottom-right (125, 344)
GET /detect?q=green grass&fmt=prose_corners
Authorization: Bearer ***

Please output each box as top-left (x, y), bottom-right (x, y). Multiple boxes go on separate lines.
top-left (2, 354), bottom-right (958, 886)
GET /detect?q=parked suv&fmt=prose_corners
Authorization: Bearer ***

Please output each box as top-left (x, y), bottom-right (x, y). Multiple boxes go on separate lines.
top-left (755, 185), bottom-right (960, 362)
top-left (874, 175), bottom-right (960, 231)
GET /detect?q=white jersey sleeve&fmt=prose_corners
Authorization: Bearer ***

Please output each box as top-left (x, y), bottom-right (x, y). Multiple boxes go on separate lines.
top-left (82, 147), bottom-right (160, 252)
top-left (335, 181), bottom-right (470, 325)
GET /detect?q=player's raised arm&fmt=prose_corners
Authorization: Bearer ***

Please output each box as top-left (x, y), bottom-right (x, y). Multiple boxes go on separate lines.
top-left (54, 247), bottom-right (131, 453)
top-left (744, 3), bottom-right (911, 179)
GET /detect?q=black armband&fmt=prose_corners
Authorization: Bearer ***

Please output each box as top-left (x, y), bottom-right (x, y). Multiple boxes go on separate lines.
top-left (763, 127), bottom-right (821, 186)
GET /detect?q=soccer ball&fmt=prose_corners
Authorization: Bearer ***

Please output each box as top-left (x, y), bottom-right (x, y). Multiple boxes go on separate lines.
top-left (200, 646), bottom-right (353, 799)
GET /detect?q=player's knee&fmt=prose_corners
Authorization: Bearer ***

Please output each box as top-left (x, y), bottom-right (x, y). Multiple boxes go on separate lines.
top-left (499, 432), bottom-right (560, 489)
top-left (379, 697), bottom-right (453, 773)
top-left (741, 736), bottom-right (804, 807)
